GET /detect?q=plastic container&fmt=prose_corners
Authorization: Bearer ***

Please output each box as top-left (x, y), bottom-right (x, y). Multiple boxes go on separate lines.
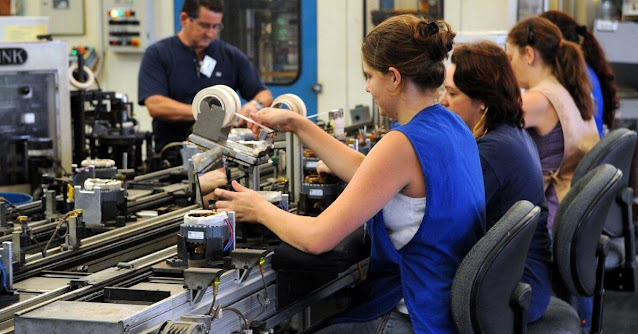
top-left (0, 192), bottom-right (33, 207)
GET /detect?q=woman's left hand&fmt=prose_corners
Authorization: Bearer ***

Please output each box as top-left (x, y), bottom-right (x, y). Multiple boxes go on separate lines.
top-left (214, 180), bottom-right (268, 222)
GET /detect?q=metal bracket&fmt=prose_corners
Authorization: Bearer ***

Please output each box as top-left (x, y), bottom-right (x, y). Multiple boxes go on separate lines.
top-left (183, 267), bottom-right (224, 304)
top-left (192, 102), bottom-right (230, 144)
top-left (230, 249), bottom-right (269, 283)
top-left (44, 190), bottom-right (56, 220)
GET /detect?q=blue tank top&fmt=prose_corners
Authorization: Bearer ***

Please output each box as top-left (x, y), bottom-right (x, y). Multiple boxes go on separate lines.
top-left (334, 104), bottom-right (486, 333)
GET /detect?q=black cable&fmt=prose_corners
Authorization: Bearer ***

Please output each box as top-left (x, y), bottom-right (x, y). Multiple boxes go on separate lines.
top-left (2, 197), bottom-right (25, 217)
top-left (43, 214), bottom-right (71, 257)
top-left (223, 307), bottom-right (249, 331)
top-left (30, 234), bottom-right (46, 258)
top-left (248, 267), bottom-right (269, 325)
top-left (207, 284), bottom-right (218, 316)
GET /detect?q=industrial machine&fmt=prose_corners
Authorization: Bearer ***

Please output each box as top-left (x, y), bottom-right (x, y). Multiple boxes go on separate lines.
top-left (188, 85), bottom-right (276, 191)
top-left (0, 41), bottom-right (71, 194)
top-left (70, 89), bottom-right (153, 174)
top-left (2, 81), bottom-right (370, 333)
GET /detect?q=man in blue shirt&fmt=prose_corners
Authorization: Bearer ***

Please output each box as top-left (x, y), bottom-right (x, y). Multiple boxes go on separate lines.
top-left (138, 0), bottom-right (273, 152)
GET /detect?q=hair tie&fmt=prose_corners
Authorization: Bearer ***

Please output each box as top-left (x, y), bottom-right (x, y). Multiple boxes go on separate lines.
top-left (559, 39), bottom-right (565, 47)
top-left (426, 21), bottom-right (440, 35)
top-left (576, 25), bottom-right (587, 36)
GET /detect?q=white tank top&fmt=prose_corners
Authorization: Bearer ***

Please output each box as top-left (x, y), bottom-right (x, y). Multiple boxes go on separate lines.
top-left (382, 192), bottom-right (426, 314)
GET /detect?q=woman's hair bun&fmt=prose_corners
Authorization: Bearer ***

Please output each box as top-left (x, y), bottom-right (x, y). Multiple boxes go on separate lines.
top-left (416, 20), bottom-right (439, 38)
top-left (414, 19), bottom-right (455, 62)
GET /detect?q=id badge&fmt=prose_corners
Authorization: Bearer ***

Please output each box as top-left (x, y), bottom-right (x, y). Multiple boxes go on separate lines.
top-left (200, 55), bottom-right (217, 78)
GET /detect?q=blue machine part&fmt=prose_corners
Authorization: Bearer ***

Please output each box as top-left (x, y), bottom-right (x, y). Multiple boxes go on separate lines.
top-left (0, 192), bottom-right (33, 207)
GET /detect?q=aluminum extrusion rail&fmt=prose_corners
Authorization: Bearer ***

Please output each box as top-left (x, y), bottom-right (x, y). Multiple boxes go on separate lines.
top-left (12, 205), bottom-right (197, 281)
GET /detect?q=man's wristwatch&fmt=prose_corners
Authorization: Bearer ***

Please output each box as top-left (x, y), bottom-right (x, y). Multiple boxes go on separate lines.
top-left (249, 99), bottom-right (263, 110)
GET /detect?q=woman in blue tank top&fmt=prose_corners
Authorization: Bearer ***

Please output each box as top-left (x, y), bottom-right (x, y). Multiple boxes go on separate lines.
top-left (213, 15), bottom-right (485, 334)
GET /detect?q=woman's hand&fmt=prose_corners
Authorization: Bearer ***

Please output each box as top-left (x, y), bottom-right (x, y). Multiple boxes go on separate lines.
top-left (214, 180), bottom-right (269, 222)
top-left (249, 107), bottom-right (300, 136)
top-left (198, 168), bottom-right (227, 195)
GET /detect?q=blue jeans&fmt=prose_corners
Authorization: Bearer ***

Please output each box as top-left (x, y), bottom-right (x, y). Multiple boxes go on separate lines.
top-left (315, 309), bottom-right (413, 334)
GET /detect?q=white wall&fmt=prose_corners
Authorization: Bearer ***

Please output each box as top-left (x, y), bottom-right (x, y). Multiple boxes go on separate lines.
top-left (445, 0), bottom-right (518, 32)
top-left (316, 0), bottom-right (370, 124)
top-left (21, 0), bottom-right (523, 132)
top-left (23, 0), bottom-right (176, 133)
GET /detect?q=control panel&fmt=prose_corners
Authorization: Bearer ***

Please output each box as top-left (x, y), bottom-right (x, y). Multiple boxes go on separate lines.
top-left (102, 0), bottom-right (155, 53)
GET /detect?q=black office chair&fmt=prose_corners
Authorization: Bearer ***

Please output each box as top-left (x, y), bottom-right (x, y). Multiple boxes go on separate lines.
top-left (572, 128), bottom-right (638, 291)
top-left (450, 200), bottom-right (541, 334)
top-left (528, 164), bottom-right (624, 334)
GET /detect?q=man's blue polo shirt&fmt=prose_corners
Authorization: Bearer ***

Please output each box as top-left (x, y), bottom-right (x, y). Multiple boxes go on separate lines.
top-left (138, 36), bottom-right (267, 151)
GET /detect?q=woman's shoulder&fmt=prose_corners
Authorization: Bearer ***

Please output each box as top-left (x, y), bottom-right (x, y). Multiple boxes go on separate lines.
top-left (479, 125), bottom-right (535, 157)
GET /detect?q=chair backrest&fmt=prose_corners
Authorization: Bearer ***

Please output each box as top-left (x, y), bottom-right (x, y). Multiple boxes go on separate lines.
top-left (451, 200), bottom-right (540, 334)
top-left (572, 128), bottom-right (637, 237)
top-left (554, 164), bottom-right (624, 297)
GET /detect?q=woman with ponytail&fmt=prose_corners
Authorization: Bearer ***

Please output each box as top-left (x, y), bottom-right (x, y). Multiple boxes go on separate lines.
top-left (506, 16), bottom-right (599, 230)
top-left (539, 12), bottom-right (622, 332)
top-left (540, 10), bottom-right (620, 136)
top-left (217, 14), bottom-right (485, 334)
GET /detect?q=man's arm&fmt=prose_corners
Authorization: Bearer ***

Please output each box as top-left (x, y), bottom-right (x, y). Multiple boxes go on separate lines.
top-left (240, 89), bottom-right (274, 120)
top-left (252, 89), bottom-right (273, 107)
top-left (138, 42), bottom-right (194, 122)
top-left (144, 95), bottom-right (194, 122)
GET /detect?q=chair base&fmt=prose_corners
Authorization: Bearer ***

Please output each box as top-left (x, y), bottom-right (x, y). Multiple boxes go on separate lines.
top-left (605, 265), bottom-right (638, 291)
top-left (527, 297), bottom-right (581, 334)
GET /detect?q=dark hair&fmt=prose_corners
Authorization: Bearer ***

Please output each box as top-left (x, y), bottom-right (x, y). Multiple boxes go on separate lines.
top-left (182, 0), bottom-right (224, 18)
top-left (539, 10), bottom-right (619, 128)
top-left (362, 15), bottom-right (455, 90)
top-left (508, 16), bottom-right (593, 121)
top-left (451, 41), bottom-right (525, 130)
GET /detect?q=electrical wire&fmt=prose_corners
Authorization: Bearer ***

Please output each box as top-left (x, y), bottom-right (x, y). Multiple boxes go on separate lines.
top-left (223, 218), bottom-right (234, 252)
top-left (42, 212), bottom-right (72, 257)
top-left (248, 259), bottom-right (269, 326)
top-left (207, 278), bottom-right (220, 316)
top-left (223, 307), bottom-right (249, 331)
top-left (158, 142), bottom-right (185, 158)
top-left (1, 197), bottom-right (24, 217)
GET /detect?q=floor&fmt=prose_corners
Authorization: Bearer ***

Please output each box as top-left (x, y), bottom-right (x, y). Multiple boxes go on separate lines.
top-left (603, 290), bottom-right (638, 333)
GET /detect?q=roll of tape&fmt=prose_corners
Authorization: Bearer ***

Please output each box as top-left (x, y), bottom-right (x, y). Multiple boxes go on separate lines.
top-left (69, 63), bottom-right (95, 90)
top-left (272, 94), bottom-right (307, 116)
top-left (191, 85), bottom-right (238, 128)
top-left (216, 85), bottom-right (241, 116)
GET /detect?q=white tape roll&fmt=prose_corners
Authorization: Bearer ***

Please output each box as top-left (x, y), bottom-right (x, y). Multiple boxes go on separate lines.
top-left (183, 210), bottom-right (228, 226)
top-left (191, 85), bottom-right (239, 128)
top-left (272, 94), bottom-right (307, 116)
top-left (69, 63), bottom-right (95, 90)
top-left (216, 85), bottom-right (241, 116)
